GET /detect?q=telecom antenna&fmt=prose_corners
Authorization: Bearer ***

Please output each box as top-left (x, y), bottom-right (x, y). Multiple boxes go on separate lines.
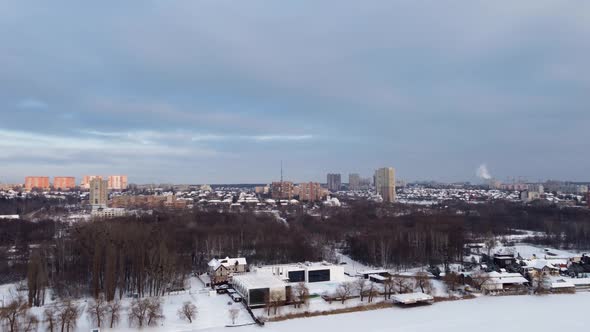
top-left (280, 160), bottom-right (283, 183)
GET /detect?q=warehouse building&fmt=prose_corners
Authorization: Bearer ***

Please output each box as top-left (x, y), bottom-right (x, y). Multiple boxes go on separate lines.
top-left (232, 273), bottom-right (288, 307)
top-left (255, 261), bottom-right (345, 283)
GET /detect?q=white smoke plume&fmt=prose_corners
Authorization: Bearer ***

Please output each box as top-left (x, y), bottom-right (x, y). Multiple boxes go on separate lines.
top-left (476, 164), bottom-right (492, 180)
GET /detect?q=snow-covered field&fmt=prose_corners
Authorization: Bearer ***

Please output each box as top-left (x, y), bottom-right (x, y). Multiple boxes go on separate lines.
top-left (206, 293), bottom-right (590, 332)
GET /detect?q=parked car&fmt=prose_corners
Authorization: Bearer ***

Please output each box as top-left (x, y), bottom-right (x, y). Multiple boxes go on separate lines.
top-left (230, 293), bottom-right (242, 302)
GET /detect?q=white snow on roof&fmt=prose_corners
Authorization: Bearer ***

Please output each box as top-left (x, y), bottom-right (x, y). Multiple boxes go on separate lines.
top-left (523, 259), bottom-right (558, 270)
top-left (232, 272), bottom-right (286, 290)
top-left (392, 292), bottom-right (434, 304)
top-left (208, 257), bottom-right (247, 270)
top-left (486, 272), bottom-right (528, 285)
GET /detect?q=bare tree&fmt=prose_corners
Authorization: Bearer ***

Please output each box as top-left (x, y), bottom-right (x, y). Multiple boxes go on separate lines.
top-left (177, 301), bottom-right (197, 323)
top-left (413, 272), bottom-right (433, 294)
top-left (354, 278), bottom-right (368, 301)
top-left (391, 275), bottom-right (412, 294)
top-left (43, 306), bottom-right (58, 332)
top-left (128, 298), bottom-right (149, 328)
top-left (22, 314), bottom-right (39, 332)
top-left (383, 276), bottom-right (395, 299)
top-left (443, 272), bottom-right (462, 292)
top-left (534, 272), bottom-right (550, 294)
top-left (57, 300), bottom-right (80, 332)
top-left (27, 248), bottom-right (47, 307)
top-left (270, 290), bottom-right (283, 315)
top-left (86, 294), bottom-right (107, 328)
top-left (0, 295), bottom-right (28, 332)
top-left (228, 307), bottom-right (240, 325)
top-left (263, 293), bottom-right (272, 316)
top-left (485, 232), bottom-right (497, 257)
top-left (294, 282), bottom-right (310, 308)
top-left (106, 300), bottom-right (122, 328)
top-left (335, 282), bottom-right (353, 304)
top-left (469, 270), bottom-right (491, 291)
top-left (146, 298), bottom-right (164, 327)
top-left (366, 282), bottom-right (378, 303)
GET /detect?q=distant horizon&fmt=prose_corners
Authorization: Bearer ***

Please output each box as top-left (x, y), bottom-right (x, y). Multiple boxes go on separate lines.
top-left (2, 176), bottom-right (589, 187)
top-left (2, 1), bottom-right (589, 184)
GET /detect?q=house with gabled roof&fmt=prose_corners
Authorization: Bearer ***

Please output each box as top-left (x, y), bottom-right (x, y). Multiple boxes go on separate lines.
top-left (207, 257), bottom-right (248, 285)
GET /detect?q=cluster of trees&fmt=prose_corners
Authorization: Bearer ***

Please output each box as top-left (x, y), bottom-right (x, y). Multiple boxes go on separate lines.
top-left (331, 273), bottom-right (434, 305)
top-left (0, 291), bottom-right (199, 331)
top-left (0, 199), bottom-right (589, 312)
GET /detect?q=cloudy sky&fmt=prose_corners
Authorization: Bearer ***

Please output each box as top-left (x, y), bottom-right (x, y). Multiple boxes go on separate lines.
top-left (1, 1), bottom-right (589, 184)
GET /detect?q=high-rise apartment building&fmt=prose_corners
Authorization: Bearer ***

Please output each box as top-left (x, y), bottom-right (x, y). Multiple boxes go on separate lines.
top-left (82, 176), bottom-right (103, 189)
top-left (89, 178), bottom-right (108, 208)
top-left (108, 175), bottom-right (128, 190)
top-left (327, 173), bottom-right (341, 192)
top-left (349, 173), bottom-right (361, 191)
top-left (271, 181), bottom-right (294, 200)
top-left (298, 182), bottom-right (323, 202)
top-left (24, 176), bottom-right (50, 191)
top-left (374, 167), bottom-right (396, 203)
top-left (53, 177), bottom-right (76, 190)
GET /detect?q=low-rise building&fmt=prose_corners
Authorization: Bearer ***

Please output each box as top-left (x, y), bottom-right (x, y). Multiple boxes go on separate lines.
top-left (91, 207), bottom-right (127, 219)
top-left (208, 257), bottom-right (248, 284)
top-left (232, 273), bottom-right (288, 307)
top-left (481, 271), bottom-right (528, 292)
top-left (255, 262), bottom-right (345, 283)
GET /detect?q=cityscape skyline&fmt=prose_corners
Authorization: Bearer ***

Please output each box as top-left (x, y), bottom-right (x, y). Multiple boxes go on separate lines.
top-left (1, 1), bottom-right (589, 184)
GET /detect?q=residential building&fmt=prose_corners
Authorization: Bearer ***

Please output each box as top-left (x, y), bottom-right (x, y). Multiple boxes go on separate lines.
top-left (298, 182), bottom-right (324, 202)
top-left (254, 185), bottom-right (269, 195)
top-left (0, 184), bottom-right (20, 191)
top-left (207, 257), bottom-right (248, 285)
top-left (327, 173), bottom-right (341, 192)
top-left (82, 175), bottom-right (102, 189)
top-left (521, 190), bottom-right (542, 202)
top-left (108, 175), bottom-right (128, 190)
top-left (374, 167), bottom-right (396, 203)
top-left (481, 271), bottom-right (528, 292)
top-left (493, 253), bottom-right (517, 268)
top-left (91, 207), bottom-right (127, 219)
top-left (53, 177), bottom-right (76, 190)
top-left (359, 177), bottom-right (372, 190)
top-left (89, 178), bottom-right (108, 208)
top-left (349, 173), bottom-right (361, 191)
top-left (271, 181), bottom-right (294, 200)
top-left (24, 176), bottom-right (50, 191)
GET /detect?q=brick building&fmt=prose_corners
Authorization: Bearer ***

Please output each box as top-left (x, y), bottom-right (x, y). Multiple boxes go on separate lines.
top-left (25, 176), bottom-right (50, 191)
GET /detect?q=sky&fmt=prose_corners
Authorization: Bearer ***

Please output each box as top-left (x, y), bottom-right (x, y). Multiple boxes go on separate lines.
top-left (1, 0), bottom-right (589, 184)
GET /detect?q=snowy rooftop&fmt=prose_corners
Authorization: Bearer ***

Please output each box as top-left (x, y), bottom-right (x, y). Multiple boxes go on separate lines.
top-left (208, 257), bottom-right (247, 270)
top-left (392, 292), bottom-right (434, 304)
top-left (486, 272), bottom-right (528, 285)
top-left (232, 272), bottom-right (286, 290)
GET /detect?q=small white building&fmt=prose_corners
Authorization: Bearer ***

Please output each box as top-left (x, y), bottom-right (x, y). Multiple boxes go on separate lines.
top-left (482, 271), bottom-right (529, 292)
top-left (91, 207), bottom-right (127, 219)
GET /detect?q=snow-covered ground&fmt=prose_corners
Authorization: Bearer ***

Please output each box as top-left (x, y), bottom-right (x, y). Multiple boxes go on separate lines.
top-left (205, 293), bottom-right (590, 332)
top-left (1, 277), bottom-right (254, 332)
